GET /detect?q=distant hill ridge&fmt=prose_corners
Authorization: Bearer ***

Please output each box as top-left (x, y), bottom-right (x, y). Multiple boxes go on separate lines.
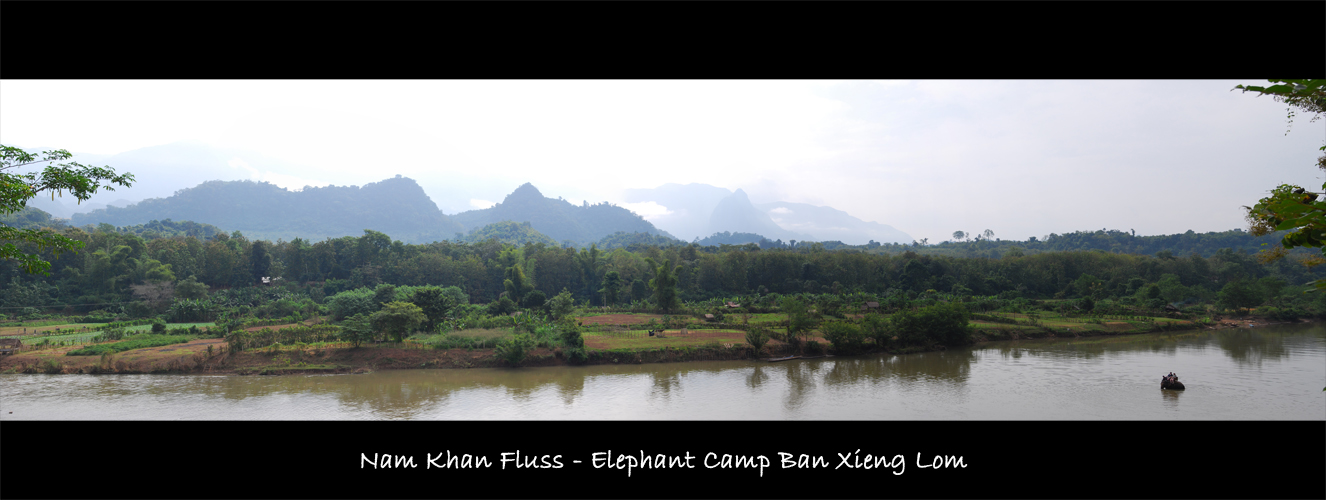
top-left (71, 176), bottom-right (464, 244)
top-left (451, 183), bottom-right (674, 245)
top-left (67, 177), bottom-right (677, 246)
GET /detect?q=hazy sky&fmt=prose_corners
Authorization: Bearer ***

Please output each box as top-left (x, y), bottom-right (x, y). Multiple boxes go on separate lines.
top-left (2, 80), bottom-right (1320, 243)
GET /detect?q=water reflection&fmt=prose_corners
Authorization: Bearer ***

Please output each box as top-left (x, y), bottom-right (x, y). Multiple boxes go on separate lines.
top-left (780, 362), bottom-right (817, 411)
top-left (1216, 330), bottom-right (1289, 367)
top-left (745, 366), bottom-right (769, 390)
top-left (1160, 387), bottom-right (1182, 411)
top-left (883, 350), bottom-right (974, 383)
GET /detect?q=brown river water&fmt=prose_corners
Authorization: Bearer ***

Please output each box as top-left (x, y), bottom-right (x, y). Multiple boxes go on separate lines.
top-left (2, 323), bottom-right (1322, 420)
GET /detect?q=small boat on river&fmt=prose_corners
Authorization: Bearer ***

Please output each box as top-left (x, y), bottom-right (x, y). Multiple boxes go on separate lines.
top-left (765, 355), bottom-right (801, 362)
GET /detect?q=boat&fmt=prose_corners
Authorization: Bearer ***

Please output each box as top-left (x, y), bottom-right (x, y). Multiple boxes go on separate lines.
top-left (765, 355), bottom-right (801, 362)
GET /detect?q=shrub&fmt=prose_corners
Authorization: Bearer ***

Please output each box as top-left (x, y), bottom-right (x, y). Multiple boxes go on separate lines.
top-left (495, 333), bottom-right (535, 366)
top-left (559, 320), bottom-right (585, 349)
top-left (862, 313), bottom-right (892, 347)
top-left (524, 290), bottom-right (547, 311)
top-left (150, 319), bottom-right (167, 334)
top-left (891, 302), bottom-right (973, 347)
top-left (745, 327), bottom-right (771, 355)
top-left (820, 321), bottom-right (865, 354)
top-left (803, 340), bottom-right (824, 355)
top-left (488, 296), bottom-right (517, 317)
top-left (548, 289), bottom-right (576, 320)
top-left (564, 346), bottom-right (589, 364)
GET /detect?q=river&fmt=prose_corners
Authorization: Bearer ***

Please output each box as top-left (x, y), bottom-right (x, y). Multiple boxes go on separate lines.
top-left (2, 323), bottom-right (1322, 420)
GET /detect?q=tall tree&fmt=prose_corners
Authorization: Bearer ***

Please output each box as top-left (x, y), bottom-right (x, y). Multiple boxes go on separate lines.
top-left (599, 270), bottom-right (622, 306)
top-left (647, 258), bottom-right (682, 312)
top-left (1, 145), bottom-right (134, 274)
top-left (504, 264), bottom-right (534, 306)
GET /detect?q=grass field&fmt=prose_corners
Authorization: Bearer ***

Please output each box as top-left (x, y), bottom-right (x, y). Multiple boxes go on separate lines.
top-left (0, 323), bottom-right (103, 337)
top-left (583, 328), bottom-right (751, 350)
top-left (119, 322), bottom-right (216, 333)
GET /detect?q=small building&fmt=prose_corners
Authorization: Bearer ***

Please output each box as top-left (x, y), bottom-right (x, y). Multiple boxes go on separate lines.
top-left (0, 338), bottom-right (22, 355)
top-left (725, 302), bottom-right (741, 308)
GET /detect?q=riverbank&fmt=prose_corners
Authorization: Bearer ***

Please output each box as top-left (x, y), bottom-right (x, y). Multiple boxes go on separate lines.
top-left (3, 314), bottom-right (1277, 375)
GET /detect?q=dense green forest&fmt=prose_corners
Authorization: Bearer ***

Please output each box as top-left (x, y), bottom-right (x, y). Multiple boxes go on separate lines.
top-left (4, 215), bottom-right (1325, 324)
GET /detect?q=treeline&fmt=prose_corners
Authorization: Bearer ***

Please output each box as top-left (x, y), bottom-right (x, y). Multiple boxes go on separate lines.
top-left (3, 220), bottom-right (1324, 320)
top-left (854, 228), bottom-right (1308, 259)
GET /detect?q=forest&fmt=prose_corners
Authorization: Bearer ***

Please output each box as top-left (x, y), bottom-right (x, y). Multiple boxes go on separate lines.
top-left (4, 214), bottom-right (1325, 324)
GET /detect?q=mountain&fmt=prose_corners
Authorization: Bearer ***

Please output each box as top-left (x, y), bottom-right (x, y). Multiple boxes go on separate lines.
top-left (69, 176), bottom-right (464, 243)
top-left (707, 189), bottom-right (812, 242)
top-left (451, 183), bottom-right (675, 245)
top-left (754, 201), bottom-right (912, 244)
top-left (622, 183), bottom-right (733, 242)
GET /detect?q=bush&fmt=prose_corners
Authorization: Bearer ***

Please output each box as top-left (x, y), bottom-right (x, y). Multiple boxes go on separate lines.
top-left (488, 296), bottom-right (517, 317)
top-left (890, 302), bottom-right (973, 347)
top-left (558, 320), bottom-right (584, 349)
top-left (819, 321), bottom-right (865, 354)
top-left (862, 313), bottom-right (892, 347)
top-left (524, 290), bottom-right (547, 311)
top-left (745, 327), bottom-right (770, 354)
top-left (803, 340), bottom-right (824, 355)
top-left (150, 319), bottom-right (167, 334)
top-left (564, 346), bottom-right (589, 364)
top-left (495, 333), bottom-right (535, 366)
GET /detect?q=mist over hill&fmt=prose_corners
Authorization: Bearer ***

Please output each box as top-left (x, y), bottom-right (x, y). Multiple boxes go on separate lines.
top-left (755, 201), bottom-right (912, 244)
top-left (707, 189), bottom-right (811, 242)
top-left (624, 182), bottom-right (911, 244)
top-left (70, 176), bottom-right (464, 243)
top-left (451, 183), bottom-right (674, 245)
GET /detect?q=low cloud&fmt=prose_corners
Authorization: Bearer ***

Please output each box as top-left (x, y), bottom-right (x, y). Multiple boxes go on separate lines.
top-left (617, 201), bottom-right (674, 221)
top-left (470, 199), bottom-right (496, 209)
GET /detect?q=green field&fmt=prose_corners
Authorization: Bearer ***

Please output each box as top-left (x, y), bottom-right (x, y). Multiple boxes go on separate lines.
top-left (584, 328), bottom-right (750, 350)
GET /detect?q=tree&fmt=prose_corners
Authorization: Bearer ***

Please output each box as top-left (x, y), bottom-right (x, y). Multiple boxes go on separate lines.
top-left (745, 327), bottom-right (771, 355)
top-left (890, 302), bottom-right (971, 347)
top-left (819, 320), bottom-right (865, 354)
top-left (952, 231), bottom-right (966, 242)
top-left (524, 289), bottom-right (547, 311)
top-left (1238, 80), bottom-right (1326, 287)
top-left (504, 264), bottom-right (534, 306)
top-left (780, 296), bottom-right (815, 347)
top-left (177, 274), bottom-right (210, 298)
top-left (1, 145), bottom-right (135, 275)
top-left (1218, 279), bottom-right (1261, 316)
top-left (339, 313), bottom-right (375, 348)
top-left (410, 286), bottom-right (458, 333)
top-left (370, 301), bottom-right (426, 343)
top-left (983, 229), bottom-right (994, 240)
top-left (548, 288), bottom-right (575, 320)
top-left (647, 258), bottom-right (682, 312)
top-left (599, 270), bottom-right (622, 306)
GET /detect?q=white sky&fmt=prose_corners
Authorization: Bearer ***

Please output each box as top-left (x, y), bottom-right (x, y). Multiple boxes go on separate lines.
top-left (2, 80), bottom-right (1321, 243)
